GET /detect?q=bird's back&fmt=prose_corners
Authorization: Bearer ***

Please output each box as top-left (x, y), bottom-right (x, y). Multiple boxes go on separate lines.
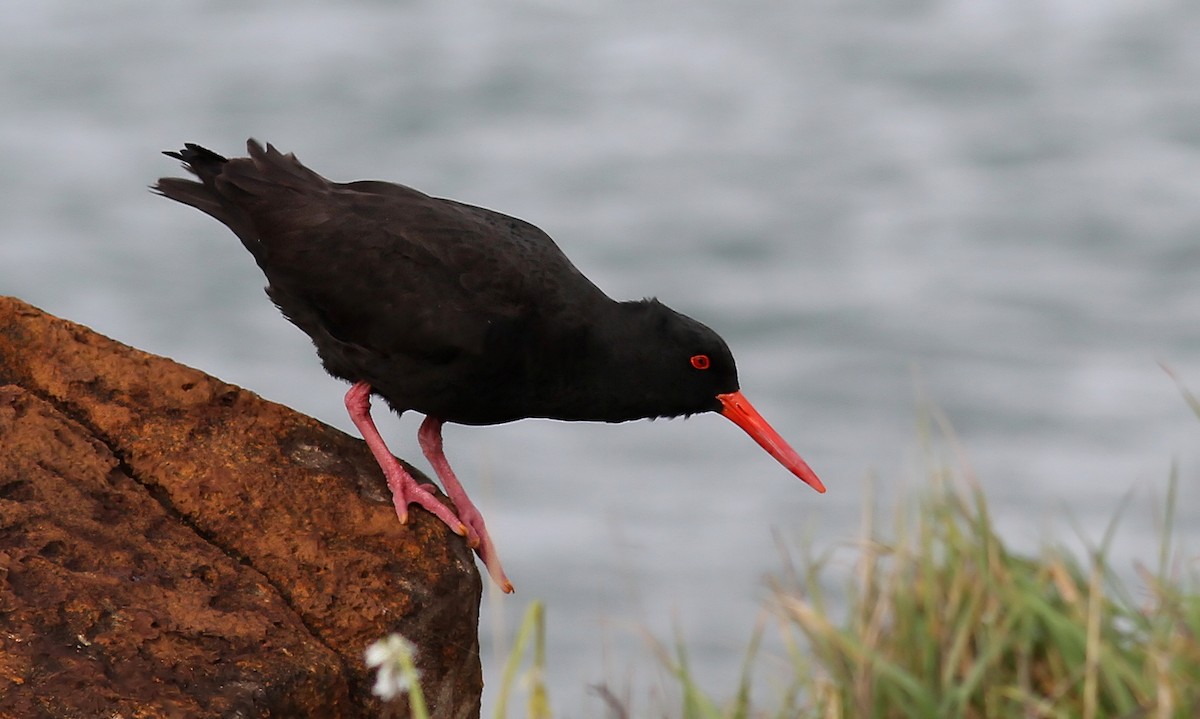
top-left (157, 140), bottom-right (611, 422)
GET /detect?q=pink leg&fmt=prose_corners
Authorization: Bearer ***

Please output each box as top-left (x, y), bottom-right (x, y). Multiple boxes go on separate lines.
top-left (344, 382), bottom-right (467, 537)
top-left (418, 416), bottom-right (514, 594)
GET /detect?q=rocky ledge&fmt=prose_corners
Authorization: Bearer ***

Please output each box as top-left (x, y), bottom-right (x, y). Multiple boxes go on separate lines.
top-left (0, 297), bottom-right (482, 718)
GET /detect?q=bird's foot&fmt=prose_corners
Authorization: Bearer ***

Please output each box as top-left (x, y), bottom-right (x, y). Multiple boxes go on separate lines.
top-left (450, 494), bottom-right (513, 594)
top-left (346, 383), bottom-right (512, 592)
top-left (378, 454), bottom-right (470, 538)
top-left (419, 416), bottom-right (514, 594)
top-left (345, 382), bottom-right (468, 537)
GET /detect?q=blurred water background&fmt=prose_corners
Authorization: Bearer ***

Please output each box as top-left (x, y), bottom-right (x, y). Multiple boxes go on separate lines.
top-left (3, 0), bottom-right (1199, 714)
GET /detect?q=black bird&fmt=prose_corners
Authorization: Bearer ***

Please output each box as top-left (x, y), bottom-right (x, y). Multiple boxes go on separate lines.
top-left (155, 140), bottom-right (825, 593)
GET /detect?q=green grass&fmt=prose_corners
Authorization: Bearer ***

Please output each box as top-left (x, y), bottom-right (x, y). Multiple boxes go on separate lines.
top-left (766, 469), bottom-right (1200, 719)
top-left (495, 601), bottom-right (551, 719)
top-left (488, 464), bottom-right (1198, 719)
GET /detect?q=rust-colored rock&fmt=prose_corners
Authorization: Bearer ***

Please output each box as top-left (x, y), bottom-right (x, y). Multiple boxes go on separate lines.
top-left (0, 296), bottom-right (482, 718)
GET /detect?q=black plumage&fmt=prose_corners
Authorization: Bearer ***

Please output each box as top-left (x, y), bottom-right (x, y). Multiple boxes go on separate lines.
top-left (156, 140), bottom-right (823, 592)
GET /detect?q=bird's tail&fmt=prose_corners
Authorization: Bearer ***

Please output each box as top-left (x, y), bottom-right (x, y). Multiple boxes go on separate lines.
top-left (155, 139), bottom-right (333, 241)
top-left (155, 142), bottom-right (248, 234)
top-left (154, 143), bottom-right (232, 221)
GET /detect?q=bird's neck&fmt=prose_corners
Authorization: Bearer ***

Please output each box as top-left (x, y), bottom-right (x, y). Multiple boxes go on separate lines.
top-left (533, 299), bottom-right (678, 423)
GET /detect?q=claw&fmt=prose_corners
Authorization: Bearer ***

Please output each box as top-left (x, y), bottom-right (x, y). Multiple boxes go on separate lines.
top-left (418, 416), bottom-right (512, 592)
top-left (345, 382), bottom-right (514, 593)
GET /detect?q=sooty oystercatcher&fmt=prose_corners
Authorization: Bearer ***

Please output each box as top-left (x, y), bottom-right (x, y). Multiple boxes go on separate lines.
top-left (155, 140), bottom-right (824, 593)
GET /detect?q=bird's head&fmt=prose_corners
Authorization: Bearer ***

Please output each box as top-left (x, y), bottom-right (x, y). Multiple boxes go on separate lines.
top-left (606, 299), bottom-right (825, 493)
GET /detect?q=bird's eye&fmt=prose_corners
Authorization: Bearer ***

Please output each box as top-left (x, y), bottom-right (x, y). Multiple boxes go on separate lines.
top-left (690, 354), bottom-right (711, 370)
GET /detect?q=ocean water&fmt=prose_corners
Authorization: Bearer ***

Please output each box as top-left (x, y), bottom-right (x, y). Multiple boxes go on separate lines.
top-left (3, 0), bottom-right (1199, 713)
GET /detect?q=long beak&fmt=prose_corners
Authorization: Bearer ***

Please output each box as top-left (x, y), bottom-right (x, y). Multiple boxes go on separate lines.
top-left (718, 391), bottom-right (826, 493)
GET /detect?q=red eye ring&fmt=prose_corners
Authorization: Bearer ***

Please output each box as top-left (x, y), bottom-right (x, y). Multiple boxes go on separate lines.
top-left (690, 354), bottom-right (710, 370)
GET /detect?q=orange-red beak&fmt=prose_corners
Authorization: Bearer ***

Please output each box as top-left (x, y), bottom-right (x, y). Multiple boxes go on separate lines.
top-left (718, 391), bottom-right (825, 493)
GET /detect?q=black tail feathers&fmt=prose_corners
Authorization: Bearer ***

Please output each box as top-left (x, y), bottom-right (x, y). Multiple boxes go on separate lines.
top-left (154, 142), bottom-right (247, 241)
top-left (162, 143), bottom-right (229, 180)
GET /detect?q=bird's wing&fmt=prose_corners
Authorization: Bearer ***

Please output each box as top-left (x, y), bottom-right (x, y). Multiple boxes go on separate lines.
top-left (244, 178), bottom-right (606, 364)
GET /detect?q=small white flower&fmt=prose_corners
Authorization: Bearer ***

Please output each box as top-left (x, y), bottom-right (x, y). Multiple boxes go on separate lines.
top-left (364, 633), bottom-right (421, 701)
